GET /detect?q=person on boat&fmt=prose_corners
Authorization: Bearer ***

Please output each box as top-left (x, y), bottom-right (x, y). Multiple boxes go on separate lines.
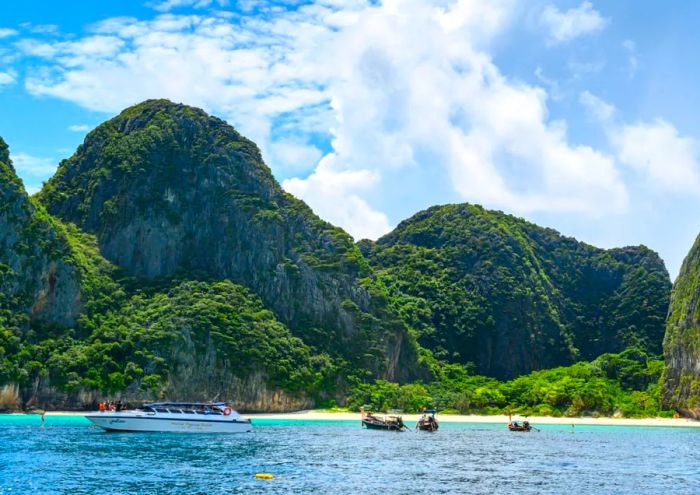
top-left (98, 402), bottom-right (105, 412)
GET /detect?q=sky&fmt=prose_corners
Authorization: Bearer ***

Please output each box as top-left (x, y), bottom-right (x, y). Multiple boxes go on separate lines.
top-left (1, 0), bottom-right (699, 279)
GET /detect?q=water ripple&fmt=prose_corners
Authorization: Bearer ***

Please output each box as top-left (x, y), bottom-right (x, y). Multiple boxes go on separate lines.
top-left (1, 417), bottom-right (699, 494)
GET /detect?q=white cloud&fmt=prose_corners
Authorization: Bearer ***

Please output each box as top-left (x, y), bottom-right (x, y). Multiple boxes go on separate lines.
top-left (580, 90), bottom-right (614, 121)
top-left (615, 120), bottom-right (700, 194)
top-left (0, 28), bottom-right (18, 38)
top-left (17, 0), bottom-right (630, 239)
top-left (578, 90), bottom-right (700, 195)
top-left (280, 0), bottom-right (626, 220)
top-left (540, 1), bottom-right (608, 45)
top-left (0, 71), bottom-right (15, 86)
top-left (579, 91), bottom-right (700, 199)
top-left (10, 152), bottom-right (57, 177)
top-left (267, 139), bottom-right (323, 175)
top-left (283, 155), bottom-right (391, 240)
top-left (17, 35), bottom-right (125, 63)
top-left (15, 39), bottom-right (60, 58)
top-left (68, 124), bottom-right (91, 132)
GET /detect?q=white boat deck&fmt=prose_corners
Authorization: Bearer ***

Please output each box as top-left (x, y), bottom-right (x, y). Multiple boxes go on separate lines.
top-left (86, 402), bottom-right (253, 433)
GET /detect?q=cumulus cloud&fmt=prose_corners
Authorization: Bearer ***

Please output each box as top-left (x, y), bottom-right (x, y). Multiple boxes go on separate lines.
top-left (279, 0), bottom-right (627, 221)
top-left (579, 91), bottom-right (700, 195)
top-left (540, 1), bottom-right (608, 45)
top-left (615, 120), bottom-right (700, 194)
top-left (284, 155), bottom-right (391, 239)
top-left (17, 0), bottom-right (630, 239)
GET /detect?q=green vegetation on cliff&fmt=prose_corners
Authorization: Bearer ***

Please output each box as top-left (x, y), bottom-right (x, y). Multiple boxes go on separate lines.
top-left (663, 233), bottom-right (700, 417)
top-left (38, 99), bottom-right (422, 384)
top-left (350, 348), bottom-right (670, 418)
top-left (362, 204), bottom-right (671, 379)
top-left (33, 279), bottom-right (325, 396)
top-left (0, 139), bottom-right (94, 341)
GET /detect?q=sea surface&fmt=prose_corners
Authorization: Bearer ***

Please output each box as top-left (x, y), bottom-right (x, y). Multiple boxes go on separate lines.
top-left (0, 415), bottom-right (698, 494)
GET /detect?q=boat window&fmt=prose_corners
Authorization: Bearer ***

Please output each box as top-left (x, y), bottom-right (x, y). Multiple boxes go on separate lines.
top-left (195, 410), bottom-right (206, 415)
top-left (155, 408), bottom-right (169, 413)
top-left (182, 409), bottom-right (195, 414)
top-left (142, 407), bottom-right (155, 413)
top-left (168, 409), bottom-right (183, 414)
top-left (210, 410), bottom-right (223, 415)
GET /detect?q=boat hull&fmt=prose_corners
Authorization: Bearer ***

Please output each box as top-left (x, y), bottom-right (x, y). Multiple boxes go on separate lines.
top-left (86, 414), bottom-right (253, 433)
top-left (361, 419), bottom-right (405, 431)
top-left (508, 425), bottom-right (531, 432)
top-left (416, 421), bottom-right (439, 431)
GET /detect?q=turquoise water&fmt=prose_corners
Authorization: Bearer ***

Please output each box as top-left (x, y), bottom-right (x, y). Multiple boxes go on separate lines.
top-left (1, 415), bottom-right (699, 494)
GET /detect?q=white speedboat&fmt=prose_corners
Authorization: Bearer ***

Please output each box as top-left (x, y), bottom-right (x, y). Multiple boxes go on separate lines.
top-left (86, 402), bottom-right (253, 433)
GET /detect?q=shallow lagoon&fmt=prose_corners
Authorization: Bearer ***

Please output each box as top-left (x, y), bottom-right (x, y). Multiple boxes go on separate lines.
top-left (1, 415), bottom-right (699, 494)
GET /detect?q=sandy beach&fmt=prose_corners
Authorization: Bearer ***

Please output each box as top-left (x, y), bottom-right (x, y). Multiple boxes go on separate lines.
top-left (28, 410), bottom-right (699, 427)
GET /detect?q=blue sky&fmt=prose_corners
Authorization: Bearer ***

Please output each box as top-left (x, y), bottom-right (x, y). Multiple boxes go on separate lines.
top-left (1, 0), bottom-right (699, 278)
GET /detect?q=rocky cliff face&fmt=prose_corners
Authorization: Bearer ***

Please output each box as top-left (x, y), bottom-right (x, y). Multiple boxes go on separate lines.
top-left (11, 373), bottom-right (312, 412)
top-left (0, 137), bottom-right (82, 329)
top-left (38, 100), bottom-right (422, 382)
top-left (362, 204), bottom-right (671, 379)
top-left (663, 234), bottom-right (700, 417)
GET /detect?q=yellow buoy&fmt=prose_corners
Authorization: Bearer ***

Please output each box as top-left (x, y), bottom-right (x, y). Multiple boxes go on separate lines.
top-left (255, 473), bottom-right (274, 480)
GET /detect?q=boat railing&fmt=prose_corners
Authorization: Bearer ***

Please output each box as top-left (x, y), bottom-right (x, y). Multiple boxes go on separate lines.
top-left (101, 402), bottom-right (238, 417)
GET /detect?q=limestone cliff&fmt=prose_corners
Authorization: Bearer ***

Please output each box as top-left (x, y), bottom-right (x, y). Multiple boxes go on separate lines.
top-left (663, 234), bottom-right (700, 417)
top-left (0, 137), bottom-right (81, 329)
top-left (38, 100), bottom-right (422, 382)
top-left (362, 204), bottom-right (671, 379)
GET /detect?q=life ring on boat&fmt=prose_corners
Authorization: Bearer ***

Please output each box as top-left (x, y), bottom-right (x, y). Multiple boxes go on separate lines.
top-left (223, 407), bottom-right (232, 416)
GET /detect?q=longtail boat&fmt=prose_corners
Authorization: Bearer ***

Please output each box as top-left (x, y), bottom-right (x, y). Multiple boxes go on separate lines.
top-left (508, 414), bottom-right (533, 432)
top-left (361, 410), bottom-right (407, 431)
top-left (416, 409), bottom-right (439, 431)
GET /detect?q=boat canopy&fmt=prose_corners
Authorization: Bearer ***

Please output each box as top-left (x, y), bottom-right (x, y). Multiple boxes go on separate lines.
top-left (423, 409), bottom-right (436, 414)
top-left (144, 402), bottom-right (227, 408)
